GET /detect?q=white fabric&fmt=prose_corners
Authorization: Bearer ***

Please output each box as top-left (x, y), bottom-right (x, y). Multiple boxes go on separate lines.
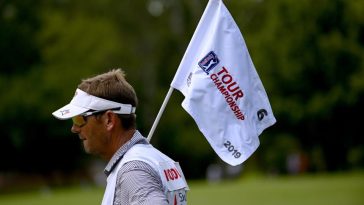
top-left (52, 89), bottom-right (136, 119)
top-left (171, 0), bottom-right (276, 166)
top-left (101, 144), bottom-right (188, 205)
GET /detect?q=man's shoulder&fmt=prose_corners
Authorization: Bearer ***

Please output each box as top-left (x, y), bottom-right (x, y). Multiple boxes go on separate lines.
top-left (123, 143), bottom-right (175, 164)
top-left (119, 160), bottom-right (157, 173)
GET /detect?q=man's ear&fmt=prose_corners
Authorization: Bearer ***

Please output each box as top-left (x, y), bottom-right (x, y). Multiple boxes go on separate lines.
top-left (104, 111), bottom-right (116, 131)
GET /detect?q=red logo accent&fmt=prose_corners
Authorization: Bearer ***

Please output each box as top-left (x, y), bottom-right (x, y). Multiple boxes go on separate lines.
top-left (174, 194), bottom-right (177, 205)
top-left (210, 66), bottom-right (245, 120)
top-left (163, 167), bottom-right (182, 181)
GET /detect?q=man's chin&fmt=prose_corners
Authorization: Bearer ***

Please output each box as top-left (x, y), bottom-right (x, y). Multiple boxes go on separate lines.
top-left (82, 142), bottom-right (92, 154)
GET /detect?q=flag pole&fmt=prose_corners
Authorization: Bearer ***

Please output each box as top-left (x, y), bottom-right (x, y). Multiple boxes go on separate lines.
top-left (147, 87), bottom-right (175, 142)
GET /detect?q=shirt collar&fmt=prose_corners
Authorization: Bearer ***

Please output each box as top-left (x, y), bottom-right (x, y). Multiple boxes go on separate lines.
top-left (104, 130), bottom-right (148, 176)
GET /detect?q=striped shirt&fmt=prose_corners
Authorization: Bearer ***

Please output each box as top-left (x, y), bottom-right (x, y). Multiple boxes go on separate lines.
top-left (104, 130), bottom-right (168, 205)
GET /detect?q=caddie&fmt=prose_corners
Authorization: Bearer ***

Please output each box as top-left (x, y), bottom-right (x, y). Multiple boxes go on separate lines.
top-left (52, 69), bottom-right (188, 205)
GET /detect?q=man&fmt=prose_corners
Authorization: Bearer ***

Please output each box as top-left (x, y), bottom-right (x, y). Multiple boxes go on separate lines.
top-left (52, 69), bottom-right (188, 205)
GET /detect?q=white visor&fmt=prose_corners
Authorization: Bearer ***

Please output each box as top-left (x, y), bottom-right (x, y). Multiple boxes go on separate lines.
top-left (52, 89), bottom-right (136, 120)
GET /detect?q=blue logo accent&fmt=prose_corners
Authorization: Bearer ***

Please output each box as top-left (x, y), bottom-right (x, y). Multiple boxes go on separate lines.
top-left (198, 51), bottom-right (219, 74)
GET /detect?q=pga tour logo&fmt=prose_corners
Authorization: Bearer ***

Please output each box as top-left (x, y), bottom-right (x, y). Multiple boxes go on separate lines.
top-left (198, 51), bottom-right (219, 74)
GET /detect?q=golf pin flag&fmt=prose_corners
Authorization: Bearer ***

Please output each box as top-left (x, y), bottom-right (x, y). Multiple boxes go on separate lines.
top-left (171, 0), bottom-right (276, 166)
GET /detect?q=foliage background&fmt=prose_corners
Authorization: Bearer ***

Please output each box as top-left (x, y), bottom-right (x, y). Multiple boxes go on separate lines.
top-left (0, 0), bottom-right (363, 188)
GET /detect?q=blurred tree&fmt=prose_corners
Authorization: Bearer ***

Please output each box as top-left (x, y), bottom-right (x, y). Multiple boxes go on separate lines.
top-left (236, 0), bottom-right (364, 172)
top-left (0, 0), bottom-right (43, 173)
top-left (0, 0), bottom-right (40, 75)
top-left (1, 0), bottom-right (363, 182)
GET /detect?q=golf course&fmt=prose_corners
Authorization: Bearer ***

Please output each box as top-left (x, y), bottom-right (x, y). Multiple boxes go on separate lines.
top-left (0, 171), bottom-right (362, 205)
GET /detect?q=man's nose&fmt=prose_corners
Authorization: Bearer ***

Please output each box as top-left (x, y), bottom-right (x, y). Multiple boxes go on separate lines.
top-left (71, 124), bottom-right (81, 134)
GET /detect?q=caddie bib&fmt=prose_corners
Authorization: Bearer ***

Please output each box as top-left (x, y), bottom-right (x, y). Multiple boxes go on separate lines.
top-left (101, 144), bottom-right (189, 205)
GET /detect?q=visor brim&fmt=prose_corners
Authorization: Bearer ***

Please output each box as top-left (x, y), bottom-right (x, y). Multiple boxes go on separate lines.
top-left (52, 104), bottom-right (89, 120)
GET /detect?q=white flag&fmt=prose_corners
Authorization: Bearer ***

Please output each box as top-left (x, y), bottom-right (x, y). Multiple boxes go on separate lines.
top-left (171, 0), bottom-right (276, 166)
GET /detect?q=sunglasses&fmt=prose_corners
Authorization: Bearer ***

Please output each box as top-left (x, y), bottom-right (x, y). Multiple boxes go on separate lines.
top-left (72, 107), bottom-right (124, 127)
top-left (71, 110), bottom-right (107, 127)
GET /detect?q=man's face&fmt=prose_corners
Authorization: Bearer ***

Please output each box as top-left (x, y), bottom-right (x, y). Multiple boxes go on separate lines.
top-left (71, 114), bottom-right (109, 157)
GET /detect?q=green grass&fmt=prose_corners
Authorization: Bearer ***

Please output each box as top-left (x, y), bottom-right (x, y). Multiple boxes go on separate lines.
top-left (0, 172), bottom-right (363, 205)
top-left (189, 172), bottom-right (364, 205)
top-left (0, 186), bottom-right (104, 205)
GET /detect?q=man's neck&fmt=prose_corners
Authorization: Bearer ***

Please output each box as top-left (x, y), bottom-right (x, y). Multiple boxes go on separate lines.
top-left (105, 129), bottom-right (136, 161)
